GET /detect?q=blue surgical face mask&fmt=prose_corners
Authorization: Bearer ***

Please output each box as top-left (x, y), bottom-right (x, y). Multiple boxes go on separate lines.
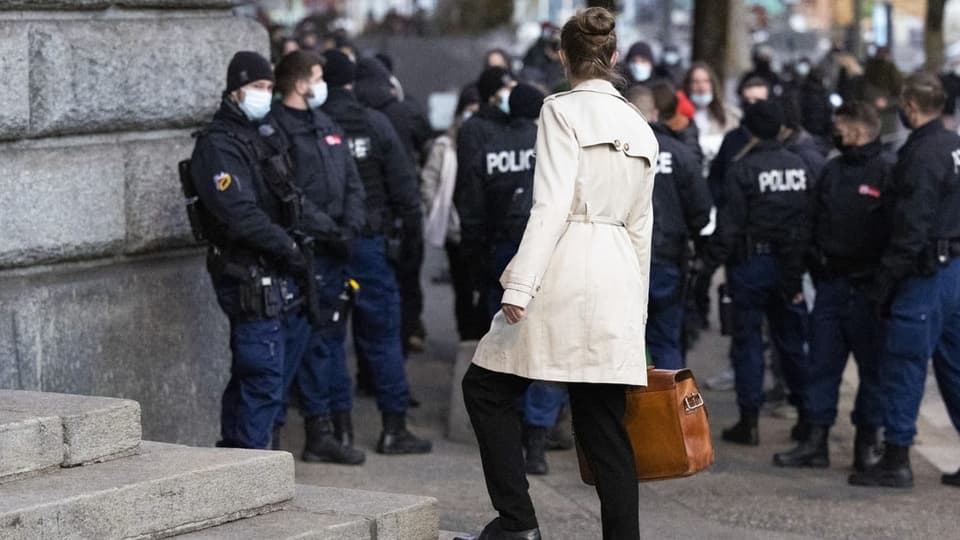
top-left (239, 88), bottom-right (272, 121)
top-left (307, 81), bottom-right (328, 109)
top-left (629, 61), bottom-right (652, 82)
top-left (795, 62), bottom-right (811, 78)
top-left (499, 91), bottom-right (511, 115)
top-left (690, 92), bottom-right (713, 108)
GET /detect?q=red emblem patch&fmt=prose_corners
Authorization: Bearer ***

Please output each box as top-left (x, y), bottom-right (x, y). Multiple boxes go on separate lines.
top-left (325, 135), bottom-right (342, 146)
top-left (858, 184), bottom-right (881, 199)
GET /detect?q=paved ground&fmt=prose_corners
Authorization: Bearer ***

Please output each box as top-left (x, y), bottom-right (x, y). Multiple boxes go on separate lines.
top-left (282, 248), bottom-right (960, 539)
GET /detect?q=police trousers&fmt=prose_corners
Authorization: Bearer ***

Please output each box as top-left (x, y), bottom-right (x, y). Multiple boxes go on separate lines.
top-left (214, 277), bottom-right (310, 449)
top-left (329, 236), bottom-right (411, 414)
top-left (728, 255), bottom-right (809, 411)
top-left (801, 277), bottom-right (885, 428)
top-left (882, 258), bottom-right (960, 446)
top-left (462, 364), bottom-right (639, 540)
top-left (646, 261), bottom-right (685, 370)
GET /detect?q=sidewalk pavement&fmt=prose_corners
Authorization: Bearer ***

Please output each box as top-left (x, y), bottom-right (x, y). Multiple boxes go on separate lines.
top-left (282, 248), bottom-right (960, 540)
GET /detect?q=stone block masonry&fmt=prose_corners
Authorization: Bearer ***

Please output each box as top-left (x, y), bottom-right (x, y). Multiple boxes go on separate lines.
top-left (0, 0), bottom-right (269, 445)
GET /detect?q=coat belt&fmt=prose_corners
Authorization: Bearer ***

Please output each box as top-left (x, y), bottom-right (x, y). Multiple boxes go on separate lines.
top-left (566, 214), bottom-right (626, 227)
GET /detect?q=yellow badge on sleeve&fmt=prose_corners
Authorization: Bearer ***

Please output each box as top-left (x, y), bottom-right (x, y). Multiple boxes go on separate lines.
top-left (214, 172), bottom-right (232, 192)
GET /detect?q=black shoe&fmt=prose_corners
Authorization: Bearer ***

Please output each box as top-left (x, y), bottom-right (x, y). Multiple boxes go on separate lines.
top-left (331, 411), bottom-right (356, 448)
top-left (853, 426), bottom-right (883, 472)
top-left (455, 518), bottom-right (542, 540)
top-left (408, 393), bottom-right (422, 409)
top-left (523, 425), bottom-right (549, 475)
top-left (773, 425), bottom-right (829, 468)
top-left (790, 419), bottom-right (810, 442)
top-left (722, 409), bottom-right (759, 446)
top-left (943, 468), bottom-right (960, 487)
top-left (270, 425), bottom-right (282, 451)
top-left (302, 416), bottom-right (366, 465)
top-left (848, 444), bottom-right (913, 488)
top-left (377, 413), bottom-right (432, 455)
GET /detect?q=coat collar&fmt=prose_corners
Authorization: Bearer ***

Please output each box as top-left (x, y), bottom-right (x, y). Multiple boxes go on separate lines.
top-left (566, 79), bottom-right (626, 101)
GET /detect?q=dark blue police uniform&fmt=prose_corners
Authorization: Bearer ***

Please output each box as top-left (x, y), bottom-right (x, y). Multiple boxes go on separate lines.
top-left (188, 99), bottom-right (311, 449)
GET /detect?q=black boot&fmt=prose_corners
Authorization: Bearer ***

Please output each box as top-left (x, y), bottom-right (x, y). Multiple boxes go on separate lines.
top-left (773, 425), bottom-right (830, 468)
top-left (271, 425), bottom-right (282, 451)
top-left (790, 418), bottom-right (810, 442)
top-left (523, 425), bottom-right (549, 475)
top-left (722, 408), bottom-right (759, 446)
top-left (302, 416), bottom-right (366, 465)
top-left (376, 413), bottom-right (432, 455)
top-left (848, 443), bottom-right (913, 488)
top-left (454, 518), bottom-right (541, 540)
top-left (332, 412), bottom-right (355, 448)
top-left (943, 468), bottom-right (960, 487)
top-left (852, 426), bottom-right (883, 472)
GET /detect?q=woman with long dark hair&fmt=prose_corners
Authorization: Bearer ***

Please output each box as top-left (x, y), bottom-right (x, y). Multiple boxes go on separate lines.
top-left (458, 7), bottom-right (657, 540)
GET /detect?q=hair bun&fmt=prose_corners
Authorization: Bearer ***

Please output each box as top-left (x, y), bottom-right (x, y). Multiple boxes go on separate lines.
top-left (578, 7), bottom-right (615, 36)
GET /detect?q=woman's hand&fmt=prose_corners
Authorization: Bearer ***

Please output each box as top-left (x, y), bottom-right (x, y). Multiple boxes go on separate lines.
top-left (502, 303), bottom-right (526, 325)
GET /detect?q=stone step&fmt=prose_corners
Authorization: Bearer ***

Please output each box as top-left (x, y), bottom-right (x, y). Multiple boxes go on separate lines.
top-left (178, 485), bottom-right (438, 540)
top-left (440, 532), bottom-right (471, 540)
top-left (0, 441), bottom-right (294, 540)
top-left (0, 389), bottom-right (141, 482)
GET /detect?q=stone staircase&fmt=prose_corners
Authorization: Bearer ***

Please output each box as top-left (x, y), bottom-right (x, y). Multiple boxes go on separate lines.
top-left (0, 390), bottom-right (439, 539)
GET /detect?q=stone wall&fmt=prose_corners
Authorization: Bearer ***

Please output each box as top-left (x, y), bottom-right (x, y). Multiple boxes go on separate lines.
top-left (0, 1), bottom-right (269, 445)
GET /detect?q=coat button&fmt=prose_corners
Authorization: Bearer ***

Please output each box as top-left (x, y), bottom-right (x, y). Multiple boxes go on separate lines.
top-left (623, 142), bottom-right (631, 152)
top-left (613, 139), bottom-right (622, 150)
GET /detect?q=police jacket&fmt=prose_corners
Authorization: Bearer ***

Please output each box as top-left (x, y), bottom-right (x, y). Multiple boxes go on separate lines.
top-left (650, 123), bottom-right (713, 264)
top-left (812, 140), bottom-right (894, 279)
top-left (707, 126), bottom-right (750, 208)
top-left (714, 139), bottom-right (813, 296)
top-left (879, 118), bottom-right (960, 285)
top-left (454, 104), bottom-right (538, 256)
top-left (321, 87), bottom-right (422, 241)
top-left (270, 104), bottom-right (366, 241)
top-left (189, 99), bottom-right (300, 273)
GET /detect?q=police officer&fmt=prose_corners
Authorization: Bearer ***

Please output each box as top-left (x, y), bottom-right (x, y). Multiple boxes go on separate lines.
top-left (629, 83), bottom-right (713, 369)
top-left (455, 72), bottom-right (565, 476)
top-left (774, 101), bottom-right (892, 470)
top-left (187, 51), bottom-right (311, 449)
top-left (319, 49), bottom-right (431, 455)
top-left (710, 100), bottom-right (811, 446)
top-left (271, 50), bottom-right (367, 464)
top-left (850, 73), bottom-right (960, 489)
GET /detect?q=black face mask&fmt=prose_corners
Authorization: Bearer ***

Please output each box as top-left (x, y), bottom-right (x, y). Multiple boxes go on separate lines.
top-left (898, 107), bottom-right (912, 130)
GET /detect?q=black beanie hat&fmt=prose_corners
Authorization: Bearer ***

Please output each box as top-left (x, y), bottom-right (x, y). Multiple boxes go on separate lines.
top-left (510, 83), bottom-right (546, 120)
top-left (226, 51), bottom-right (274, 94)
top-left (323, 49), bottom-right (357, 87)
top-left (627, 41), bottom-right (655, 63)
top-left (744, 100), bottom-right (784, 140)
top-left (476, 67), bottom-right (513, 103)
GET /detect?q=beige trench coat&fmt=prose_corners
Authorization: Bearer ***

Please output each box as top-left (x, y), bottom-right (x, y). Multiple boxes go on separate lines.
top-left (471, 79), bottom-right (658, 386)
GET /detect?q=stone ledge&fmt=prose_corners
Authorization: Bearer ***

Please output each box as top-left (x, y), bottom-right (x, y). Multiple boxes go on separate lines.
top-left (0, 389), bottom-right (142, 467)
top-left (0, 411), bottom-right (62, 483)
top-left (292, 485), bottom-right (440, 540)
top-left (0, 442), bottom-right (295, 539)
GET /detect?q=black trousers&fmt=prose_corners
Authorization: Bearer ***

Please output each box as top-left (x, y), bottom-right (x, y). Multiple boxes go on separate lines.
top-left (462, 364), bottom-right (639, 540)
top-left (446, 241), bottom-right (488, 341)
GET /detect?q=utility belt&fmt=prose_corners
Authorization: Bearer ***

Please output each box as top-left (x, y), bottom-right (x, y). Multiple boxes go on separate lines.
top-left (918, 238), bottom-right (960, 276)
top-left (207, 247), bottom-right (290, 320)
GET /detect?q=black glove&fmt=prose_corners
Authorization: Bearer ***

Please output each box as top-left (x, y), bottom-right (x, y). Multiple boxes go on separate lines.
top-left (283, 242), bottom-right (309, 277)
top-left (867, 270), bottom-right (897, 320)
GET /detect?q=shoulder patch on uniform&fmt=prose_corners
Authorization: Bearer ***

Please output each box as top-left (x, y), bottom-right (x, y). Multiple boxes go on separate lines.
top-left (325, 134), bottom-right (342, 145)
top-left (214, 172), bottom-right (233, 192)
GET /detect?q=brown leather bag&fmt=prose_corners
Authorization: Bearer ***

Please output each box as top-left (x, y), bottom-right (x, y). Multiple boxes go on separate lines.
top-left (577, 368), bottom-right (714, 483)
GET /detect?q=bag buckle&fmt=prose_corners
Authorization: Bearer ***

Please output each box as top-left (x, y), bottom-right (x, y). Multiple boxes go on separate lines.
top-left (683, 393), bottom-right (705, 414)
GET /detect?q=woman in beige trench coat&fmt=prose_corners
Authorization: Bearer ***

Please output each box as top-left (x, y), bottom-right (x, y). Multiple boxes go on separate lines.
top-left (458, 8), bottom-right (658, 540)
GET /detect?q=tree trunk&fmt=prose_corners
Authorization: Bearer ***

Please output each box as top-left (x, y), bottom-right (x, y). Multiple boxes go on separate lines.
top-left (925, 0), bottom-right (947, 73)
top-left (692, 0), bottom-right (731, 82)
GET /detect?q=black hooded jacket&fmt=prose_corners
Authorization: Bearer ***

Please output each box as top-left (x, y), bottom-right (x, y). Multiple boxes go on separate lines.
top-left (354, 57), bottom-right (432, 165)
